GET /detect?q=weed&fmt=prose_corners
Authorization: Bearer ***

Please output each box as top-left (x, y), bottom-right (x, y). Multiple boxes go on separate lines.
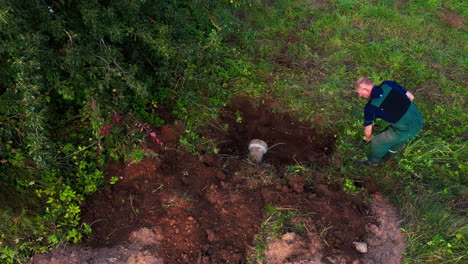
top-left (179, 130), bottom-right (200, 154)
top-left (235, 110), bottom-right (243, 123)
top-left (248, 204), bottom-right (304, 262)
top-left (240, 165), bottom-right (277, 189)
top-left (109, 176), bottom-right (119, 185)
top-left (285, 164), bottom-right (307, 175)
top-left (343, 178), bottom-right (357, 193)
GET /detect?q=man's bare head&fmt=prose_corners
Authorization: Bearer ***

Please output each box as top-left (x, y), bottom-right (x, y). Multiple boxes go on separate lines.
top-left (355, 77), bottom-right (374, 98)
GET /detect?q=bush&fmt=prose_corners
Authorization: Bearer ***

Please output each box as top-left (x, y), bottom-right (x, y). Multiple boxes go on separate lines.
top-left (0, 0), bottom-right (253, 261)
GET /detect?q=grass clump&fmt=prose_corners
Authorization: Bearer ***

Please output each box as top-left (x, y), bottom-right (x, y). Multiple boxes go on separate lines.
top-left (248, 204), bottom-right (304, 262)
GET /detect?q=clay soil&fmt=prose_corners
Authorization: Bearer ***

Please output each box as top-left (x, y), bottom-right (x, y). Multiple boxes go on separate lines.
top-left (28, 97), bottom-right (405, 264)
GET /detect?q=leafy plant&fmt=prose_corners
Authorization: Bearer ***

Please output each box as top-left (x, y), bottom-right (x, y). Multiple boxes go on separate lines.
top-left (109, 176), bottom-right (120, 185)
top-left (343, 178), bottom-right (357, 193)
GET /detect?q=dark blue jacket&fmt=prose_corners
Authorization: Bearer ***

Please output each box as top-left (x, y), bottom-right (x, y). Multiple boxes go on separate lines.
top-left (363, 81), bottom-right (411, 126)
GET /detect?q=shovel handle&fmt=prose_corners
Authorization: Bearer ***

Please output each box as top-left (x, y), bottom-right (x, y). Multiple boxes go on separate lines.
top-left (344, 126), bottom-right (390, 164)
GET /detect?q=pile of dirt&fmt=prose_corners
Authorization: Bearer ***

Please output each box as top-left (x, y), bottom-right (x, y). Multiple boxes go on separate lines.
top-left (261, 193), bottom-right (404, 264)
top-left (28, 97), bottom-right (405, 264)
top-left (28, 228), bottom-right (164, 264)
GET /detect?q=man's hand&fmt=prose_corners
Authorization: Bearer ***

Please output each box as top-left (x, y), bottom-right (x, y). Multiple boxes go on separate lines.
top-left (406, 91), bottom-right (415, 101)
top-left (364, 125), bottom-right (373, 141)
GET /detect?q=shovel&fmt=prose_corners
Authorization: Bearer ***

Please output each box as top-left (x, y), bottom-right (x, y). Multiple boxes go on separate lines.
top-left (344, 126), bottom-right (389, 165)
top-left (344, 140), bottom-right (371, 164)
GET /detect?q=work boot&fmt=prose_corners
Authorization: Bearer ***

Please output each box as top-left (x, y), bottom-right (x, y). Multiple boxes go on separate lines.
top-left (355, 159), bottom-right (379, 167)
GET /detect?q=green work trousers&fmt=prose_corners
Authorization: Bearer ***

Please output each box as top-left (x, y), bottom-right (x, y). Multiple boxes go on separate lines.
top-left (368, 104), bottom-right (423, 164)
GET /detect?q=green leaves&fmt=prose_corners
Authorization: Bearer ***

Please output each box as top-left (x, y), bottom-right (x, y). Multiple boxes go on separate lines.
top-left (0, 0), bottom-right (253, 261)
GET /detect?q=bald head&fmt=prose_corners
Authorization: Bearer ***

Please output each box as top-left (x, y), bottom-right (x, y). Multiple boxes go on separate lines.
top-left (355, 77), bottom-right (374, 98)
top-left (355, 77), bottom-right (374, 90)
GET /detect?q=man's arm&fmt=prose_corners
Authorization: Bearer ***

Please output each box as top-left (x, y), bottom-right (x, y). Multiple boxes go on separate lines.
top-left (406, 91), bottom-right (414, 101)
top-left (364, 124), bottom-right (373, 141)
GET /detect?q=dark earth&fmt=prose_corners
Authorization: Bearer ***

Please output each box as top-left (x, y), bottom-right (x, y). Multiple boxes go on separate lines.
top-left (28, 96), bottom-right (405, 264)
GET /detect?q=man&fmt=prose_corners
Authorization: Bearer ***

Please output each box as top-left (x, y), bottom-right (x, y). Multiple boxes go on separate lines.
top-left (355, 77), bottom-right (423, 166)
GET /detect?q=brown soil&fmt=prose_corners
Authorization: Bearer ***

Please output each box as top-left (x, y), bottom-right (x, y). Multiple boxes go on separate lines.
top-left (28, 97), bottom-right (405, 264)
top-left (206, 96), bottom-right (335, 166)
top-left (439, 10), bottom-right (466, 29)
